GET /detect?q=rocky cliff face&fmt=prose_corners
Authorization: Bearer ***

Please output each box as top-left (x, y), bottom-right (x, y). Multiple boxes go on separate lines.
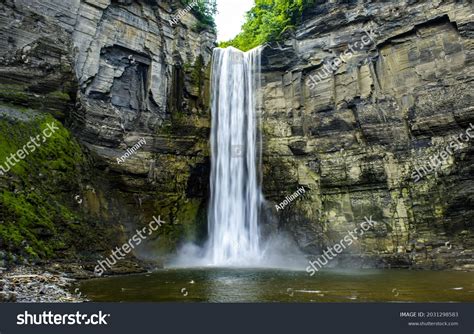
top-left (260, 0), bottom-right (473, 270)
top-left (0, 0), bottom-right (215, 265)
top-left (1, 0), bottom-right (472, 272)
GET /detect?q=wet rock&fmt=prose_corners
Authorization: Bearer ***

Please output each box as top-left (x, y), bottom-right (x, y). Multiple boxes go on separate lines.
top-left (261, 1), bottom-right (473, 270)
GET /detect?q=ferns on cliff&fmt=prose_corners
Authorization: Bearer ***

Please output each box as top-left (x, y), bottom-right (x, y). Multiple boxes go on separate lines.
top-left (219, 0), bottom-right (315, 51)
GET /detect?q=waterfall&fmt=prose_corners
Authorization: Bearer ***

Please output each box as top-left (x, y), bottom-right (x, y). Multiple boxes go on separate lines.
top-left (206, 46), bottom-right (263, 266)
top-left (169, 46), bottom-right (305, 269)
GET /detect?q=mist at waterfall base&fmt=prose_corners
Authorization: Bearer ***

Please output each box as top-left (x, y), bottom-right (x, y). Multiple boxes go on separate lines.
top-left (169, 47), bottom-right (306, 270)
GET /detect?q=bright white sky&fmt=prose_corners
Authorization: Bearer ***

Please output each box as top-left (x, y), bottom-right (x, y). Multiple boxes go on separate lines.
top-left (215, 0), bottom-right (254, 42)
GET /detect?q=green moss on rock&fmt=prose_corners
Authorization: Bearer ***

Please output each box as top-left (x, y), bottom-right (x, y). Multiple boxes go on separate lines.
top-left (0, 113), bottom-right (85, 261)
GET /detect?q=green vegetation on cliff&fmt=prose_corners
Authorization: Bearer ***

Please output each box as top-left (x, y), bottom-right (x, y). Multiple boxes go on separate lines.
top-left (220, 0), bottom-right (315, 51)
top-left (182, 0), bottom-right (217, 31)
top-left (0, 113), bottom-right (84, 260)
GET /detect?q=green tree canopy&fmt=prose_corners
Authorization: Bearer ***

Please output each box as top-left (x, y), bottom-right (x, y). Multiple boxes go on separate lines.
top-left (182, 0), bottom-right (217, 31)
top-left (220, 0), bottom-right (315, 51)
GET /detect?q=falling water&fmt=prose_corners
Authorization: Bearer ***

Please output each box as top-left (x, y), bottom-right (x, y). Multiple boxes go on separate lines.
top-left (206, 46), bottom-right (263, 266)
top-left (169, 47), bottom-right (306, 269)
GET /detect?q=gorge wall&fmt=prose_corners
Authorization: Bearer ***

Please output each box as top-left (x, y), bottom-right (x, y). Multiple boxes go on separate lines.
top-left (1, 0), bottom-right (473, 272)
top-left (261, 0), bottom-right (473, 270)
top-left (0, 0), bottom-right (214, 268)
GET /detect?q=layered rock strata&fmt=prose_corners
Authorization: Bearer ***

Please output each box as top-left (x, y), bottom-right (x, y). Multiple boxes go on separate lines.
top-left (0, 0), bottom-right (215, 263)
top-left (261, 0), bottom-right (473, 270)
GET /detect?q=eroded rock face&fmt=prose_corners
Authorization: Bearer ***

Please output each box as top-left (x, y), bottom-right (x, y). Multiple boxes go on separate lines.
top-left (0, 0), bottom-right (215, 260)
top-left (260, 0), bottom-right (473, 270)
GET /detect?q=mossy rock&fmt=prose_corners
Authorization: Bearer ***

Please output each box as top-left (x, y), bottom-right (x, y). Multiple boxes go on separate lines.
top-left (0, 112), bottom-right (87, 261)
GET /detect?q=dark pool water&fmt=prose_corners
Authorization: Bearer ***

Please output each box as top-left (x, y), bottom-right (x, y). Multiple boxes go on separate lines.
top-left (77, 268), bottom-right (474, 302)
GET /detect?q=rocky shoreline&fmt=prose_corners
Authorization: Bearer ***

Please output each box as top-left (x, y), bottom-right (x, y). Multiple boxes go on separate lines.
top-left (0, 260), bottom-right (153, 302)
top-left (0, 266), bottom-right (86, 303)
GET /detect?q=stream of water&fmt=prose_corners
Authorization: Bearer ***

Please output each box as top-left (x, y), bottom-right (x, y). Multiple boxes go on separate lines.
top-left (171, 47), bottom-right (274, 267)
top-left (206, 47), bottom-right (263, 266)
